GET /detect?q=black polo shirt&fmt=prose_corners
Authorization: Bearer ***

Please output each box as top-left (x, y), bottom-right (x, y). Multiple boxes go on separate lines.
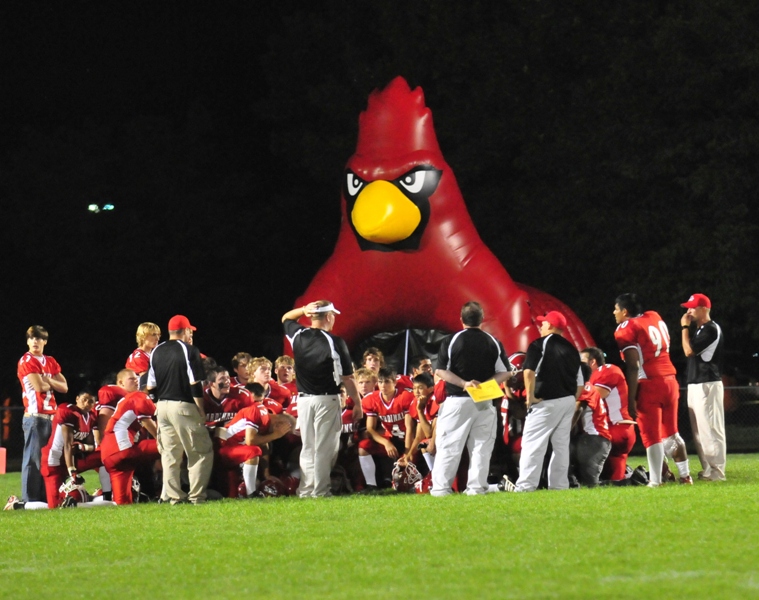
top-left (436, 328), bottom-right (510, 396)
top-left (147, 340), bottom-right (205, 402)
top-left (523, 333), bottom-right (582, 400)
top-left (284, 320), bottom-right (353, 395)
top-left (686, 320), bottom-right (723, 384)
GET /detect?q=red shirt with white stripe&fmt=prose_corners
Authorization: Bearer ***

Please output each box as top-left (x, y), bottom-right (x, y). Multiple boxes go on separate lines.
top-left (125, 348), bottom-right (151, 375)
top-left (203, 386), bottom-right (254, 425)
top-left (614, 311), bottom-right (676, 379)
top-left (17, 352), bottom-right (62, 414)
top-left (577, 384), bottom-right (612, 440)
top-left (103, 391), bottom-right (156, 452)
top-left (43, 403), bottom-right (95, 467)
top-left (97, 385), bottom-right (126, 414)
top-left (361, 389), bottom-right (414, 439)
top-left (223, 404), bottom-right (271, 445)
top-left (589, 364), bottom-right (631, 424)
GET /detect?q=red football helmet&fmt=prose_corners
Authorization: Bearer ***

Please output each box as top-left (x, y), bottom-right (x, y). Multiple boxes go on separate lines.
top-left (392, 461), bottom-right (422, 492)
top-left (279, 474), bottom-right (300, 496)
top-left (257, 477), bottom-right (287, 497)
top-left (414, 472), bottom-right (432, 494)
top-left (507, 352), bottom-right (526, 391)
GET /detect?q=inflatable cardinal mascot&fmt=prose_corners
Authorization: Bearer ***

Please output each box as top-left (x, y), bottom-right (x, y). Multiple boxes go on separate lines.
top-left (290, 76), bottom-right (593, 354)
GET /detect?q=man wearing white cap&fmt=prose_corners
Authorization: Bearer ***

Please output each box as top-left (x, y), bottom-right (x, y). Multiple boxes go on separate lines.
top-left (514, 311), bottom-right (583, 492)
top-left (148, 315), bottom-right (213, 504)
top-left (282, 300), bottom-right (360, 497)
top-left (681, 293), bottom-right (726, 481)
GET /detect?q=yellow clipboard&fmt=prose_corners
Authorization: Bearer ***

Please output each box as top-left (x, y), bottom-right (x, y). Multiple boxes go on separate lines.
top-left (465, 379), bottom-right (504, 403)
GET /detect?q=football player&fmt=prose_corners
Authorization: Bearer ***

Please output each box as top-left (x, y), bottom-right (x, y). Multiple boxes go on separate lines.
top-left (40, 391), bottom-right (102, 508)
top-left (358, 368), bottom-right (415, 490)
top-left (100, 385), bottom-right (160, 504)
top-left (218, 401), bottom-right (293, 497)
top-left (581, 347), bottom-right (636, 481)
top-left (614, 293), bottom-right (691, 486)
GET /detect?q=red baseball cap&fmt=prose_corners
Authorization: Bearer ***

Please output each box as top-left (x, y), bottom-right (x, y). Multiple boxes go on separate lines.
top-left (536, 311), bottom-right (567, 331)
top-left (168, 314), bottom-right (197, 331)
top-left (681, 293), bottom-right (711, 309)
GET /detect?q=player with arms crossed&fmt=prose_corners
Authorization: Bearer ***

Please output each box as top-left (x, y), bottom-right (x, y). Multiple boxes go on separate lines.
top-left (613, 293), bottom-right (691, 487)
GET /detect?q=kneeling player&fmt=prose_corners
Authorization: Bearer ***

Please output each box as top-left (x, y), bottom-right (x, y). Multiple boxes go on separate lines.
top-left (571, 365), bottom-right (612, 487)
top-left (218, 402), bottom-right (293, 497)
top-left (100, 388), bottom-right (160, 505)
top-left (41, 391), bottom-right (103, 508)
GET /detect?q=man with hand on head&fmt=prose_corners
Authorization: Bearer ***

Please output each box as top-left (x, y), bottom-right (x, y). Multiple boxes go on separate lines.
top-left (282, 300), bottom-right (360, 497)
top-left (514, 311), bottom-right (583, 492)
top-left (681, 293), bottom-right (726, 481)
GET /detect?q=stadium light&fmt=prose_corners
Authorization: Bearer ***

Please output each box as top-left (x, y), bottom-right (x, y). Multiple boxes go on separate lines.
top-left (103, 204), bottom-right (114, 211)
top-left (88, 204), bottom-right (100, 213)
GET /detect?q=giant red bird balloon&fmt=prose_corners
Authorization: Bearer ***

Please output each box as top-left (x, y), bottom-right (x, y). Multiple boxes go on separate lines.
top-left (291, 77), bottom-right (593, 354)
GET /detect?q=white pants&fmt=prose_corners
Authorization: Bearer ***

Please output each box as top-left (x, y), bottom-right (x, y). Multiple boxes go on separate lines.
top-left (297, 394), bottom-right (341, 497)
top-left (515, 396), bottom-right (575, 491)
top-left (431, 396), bottom-right (496, 496)
top-left (687, 382), bottom-right (726, 480)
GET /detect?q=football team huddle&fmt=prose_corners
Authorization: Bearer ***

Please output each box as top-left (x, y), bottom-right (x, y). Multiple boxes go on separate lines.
top-left (11, 289), bottom-right (718, 511)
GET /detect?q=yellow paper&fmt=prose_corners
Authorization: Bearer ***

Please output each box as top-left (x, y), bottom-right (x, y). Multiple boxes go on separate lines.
top-left (466, 379), bottom-right (504, 402)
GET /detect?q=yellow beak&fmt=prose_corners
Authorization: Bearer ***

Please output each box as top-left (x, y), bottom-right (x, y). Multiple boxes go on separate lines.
top-left (351, 180), bottom-right (421, 244)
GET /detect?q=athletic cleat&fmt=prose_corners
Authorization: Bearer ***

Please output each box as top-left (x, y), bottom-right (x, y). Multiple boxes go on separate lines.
top-left (4, 495), bottom-right (22, 510)
top-left (646, 482), bottom-right (662, 488)
top-left (679, 475), bottom-right (693, 485)
top-left (497, 475), bottom-right (517, 492)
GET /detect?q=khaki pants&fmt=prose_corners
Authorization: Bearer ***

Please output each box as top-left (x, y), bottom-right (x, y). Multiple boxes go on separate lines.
top-left (156, 401), bottom-right (213, 503)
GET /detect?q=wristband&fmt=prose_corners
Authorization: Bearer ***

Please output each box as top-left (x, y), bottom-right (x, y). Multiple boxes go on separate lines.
top-left (681, 326), bottom-right (689, 330)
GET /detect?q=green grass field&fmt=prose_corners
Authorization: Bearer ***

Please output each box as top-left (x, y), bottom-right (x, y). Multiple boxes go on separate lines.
top-left (2, 455), bottom-right (758, 599)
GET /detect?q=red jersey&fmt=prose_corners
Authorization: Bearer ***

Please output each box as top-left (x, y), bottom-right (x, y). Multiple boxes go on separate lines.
top-left (203, 386), bottom-right (254, 425)
top-left (341, 397), bottom-right (356, 432)
top-left (264, 380), bottom-right (292, 408)
top-left (589, 364), bottom-right (631, 424)
top-left (125, 348), bottom-right (151, 374)
top-left (231, 376), bottom-right (247, 388)
top-left (43, 403), bottom-right (95, 467)
top-left (97, 385), bottom-right (126, 414)
top-left (17, 352), bottom-right (62, 414)
top-left (396, 374), bottom-right (414, 392)
top-left (281, 381), bottom-right (298, 395)
top-left (103, 391), bottom-right (156, 452)
top-left (614, 311), bottom-right (676, 379)
top-left (577, 384), bottom-right (612, 440)
top-left (224, 404), bottom-right (271, 445)
top-left (259, 398), bottom-right (284, 415)
top-left (362, 389), bottom-right (414, 439)
top-left (408, 394), bottom-right (440, 423)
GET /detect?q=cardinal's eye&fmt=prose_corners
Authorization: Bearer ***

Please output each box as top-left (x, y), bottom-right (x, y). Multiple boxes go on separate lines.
top-left (346, 173), bottom-right (364, 197)
top-left (398, 171), bottom-right (426, 194)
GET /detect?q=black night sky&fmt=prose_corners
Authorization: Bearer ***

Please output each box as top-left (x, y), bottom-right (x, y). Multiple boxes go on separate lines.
top-left (2, 1), bottom-right (759, 404)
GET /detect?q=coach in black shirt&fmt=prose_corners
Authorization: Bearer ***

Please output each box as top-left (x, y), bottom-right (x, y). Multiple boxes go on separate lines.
top-left (514, 311), bottom-right (583, 492)
top-left (432, 301), bottom-right (511, 496)
top-left (282, 300), bottom-right (360, 497)
top-left (681, 293), bottom-right (726, 481)
top-left (148, 315), bottom-right (213, 504)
